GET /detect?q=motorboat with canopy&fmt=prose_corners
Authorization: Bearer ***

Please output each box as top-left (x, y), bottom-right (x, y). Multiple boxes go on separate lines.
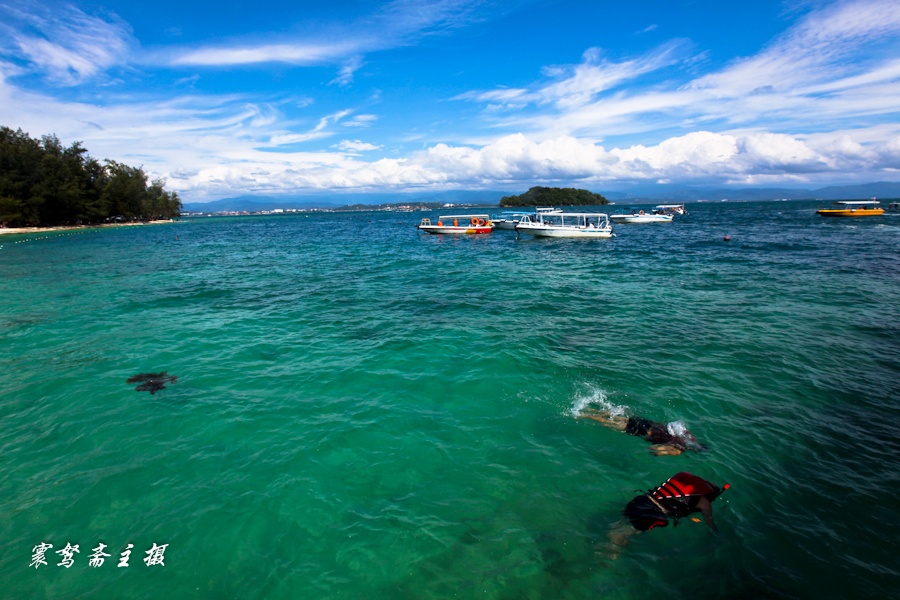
top-left (816, 201), bottom-right (884, 217)
top-left (417, 214), bottom-right (494, 234)
top-left (514, 211), bottom-right (613, 238)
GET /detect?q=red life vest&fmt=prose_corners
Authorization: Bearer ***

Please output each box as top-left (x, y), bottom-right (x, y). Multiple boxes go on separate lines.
top-left (652, 472), bottom-right (716, 501)
top-left (626, 472), bottom-right (722, 531)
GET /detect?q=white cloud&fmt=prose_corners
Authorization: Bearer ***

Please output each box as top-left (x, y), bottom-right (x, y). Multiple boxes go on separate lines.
top-left (2, 60), bottom-right (897, 199)
top-left (344, 114), bottom-right (378, 127)
top-left (164, 0), bottom-right (489, 72)
top-left (2, 2), bottom-right (133, 85)
top-left (460, 42), bottom-right (689, 112)
top-left (169, 42), bottom-right (359, 67)
top-left (1, 0), bottom-right (897, 200)
top-left (160, 131), bottom-right (900, 198)
top-left (334, 140), bottom-right (383, 152)
top-left (691, 0), bottom-right (900, 96)
top-left (330, 56), bottom-right (365, 86)
top-left (536, 43), bottom-right (687, 110)
top-left (454, 87), bottom-right (528, 103)
top-left (459, 0), bottom-right (900, 145)
top-left (268, 109), bottom-right (354, 145)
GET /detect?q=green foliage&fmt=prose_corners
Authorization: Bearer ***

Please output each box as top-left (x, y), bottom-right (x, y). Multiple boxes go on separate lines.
top-left (0, 126), bottom-right (181, 228)
top-left (499, 186), bottom-right (608, 207)
top-left (0, 196), bottom-right (25, 228)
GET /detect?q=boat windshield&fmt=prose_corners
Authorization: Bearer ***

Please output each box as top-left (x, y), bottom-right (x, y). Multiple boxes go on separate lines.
top-left (492, 211), bottom-right (531, 219)
top-left (533, 212), bottom-right (609, 227)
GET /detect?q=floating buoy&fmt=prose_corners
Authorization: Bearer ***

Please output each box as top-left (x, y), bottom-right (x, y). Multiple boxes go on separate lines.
top-left (723, 235), bottom-right (731, 241)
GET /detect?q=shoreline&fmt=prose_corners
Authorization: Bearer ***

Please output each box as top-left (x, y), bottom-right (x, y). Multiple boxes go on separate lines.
top-left (0, 219), bottom-right (176, 236)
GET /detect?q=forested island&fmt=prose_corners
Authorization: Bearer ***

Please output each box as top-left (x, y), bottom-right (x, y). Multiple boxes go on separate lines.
top-left (0, 127), bottom-right (181, 228)
top-left (499, 186), bottom-right (608, 207)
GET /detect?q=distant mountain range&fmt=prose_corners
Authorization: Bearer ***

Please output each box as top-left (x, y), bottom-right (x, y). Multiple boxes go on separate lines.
top-left (181, 190), bottom-right (502, 212)
top-left (181, 182), bottom-right (900, 212)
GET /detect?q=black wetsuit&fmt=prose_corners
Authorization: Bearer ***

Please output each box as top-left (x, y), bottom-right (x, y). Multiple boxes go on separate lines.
top-left (624, 417), bottom-right (677, 445)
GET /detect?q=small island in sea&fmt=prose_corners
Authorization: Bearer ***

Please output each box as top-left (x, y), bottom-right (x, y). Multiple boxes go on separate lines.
top-left (499, 186), bottom-right (609, 207)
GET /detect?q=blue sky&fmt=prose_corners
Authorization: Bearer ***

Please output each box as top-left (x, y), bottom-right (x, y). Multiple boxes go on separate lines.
top-left (1, 0), bottom-right (899, 201)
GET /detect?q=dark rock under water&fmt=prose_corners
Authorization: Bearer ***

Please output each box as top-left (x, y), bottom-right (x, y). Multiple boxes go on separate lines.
top-left (127, 372), bottom-right (178, 394)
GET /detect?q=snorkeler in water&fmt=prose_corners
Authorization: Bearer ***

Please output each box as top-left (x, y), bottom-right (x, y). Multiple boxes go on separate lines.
top-left (624, 471), bottom-right (726, 532)
top-left (578, 409), bottom-right (706, 455)
top-left (602, 471), bottom-right (729, 559)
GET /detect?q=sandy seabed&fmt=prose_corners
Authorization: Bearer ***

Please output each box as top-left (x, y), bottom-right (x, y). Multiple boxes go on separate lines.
top-left (0, 220), bottom-right (175, 236)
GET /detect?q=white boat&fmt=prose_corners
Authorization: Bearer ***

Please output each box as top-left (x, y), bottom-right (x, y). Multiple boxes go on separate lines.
top-left (490, 207), bottom-right (562, 230)
top-left (515, 211), bottom-right (613, 238)
top-left (609, 209), bottom-right (674, 224)
top-left (490, 211), bottom-right (534, 230)
top-left (655, 203), bottom-right (686, 215)
top-left (417, 214), bottom-right (494, 234)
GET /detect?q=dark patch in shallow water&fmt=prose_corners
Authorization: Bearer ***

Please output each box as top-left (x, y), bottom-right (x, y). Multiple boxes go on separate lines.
top-left (127, 372), bottom-right (177, 394)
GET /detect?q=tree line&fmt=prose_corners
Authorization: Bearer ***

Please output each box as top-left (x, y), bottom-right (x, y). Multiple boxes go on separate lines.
top-left (500, 186), bottom-right (609, 207)
top-left (0, 126), bottom-right (181, 228)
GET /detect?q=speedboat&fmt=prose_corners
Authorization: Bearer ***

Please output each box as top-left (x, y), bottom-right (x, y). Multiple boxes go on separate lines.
top-left (417, 214), bottom-right (494, 234)
top-left (490, 211), bottom-right (534, 230)
top-left (816, 201), bottom-right (884, 217)
top-left (515, 211), bottom-right (613, 238)
top-left (655, 203), bottom-right (686, 215)
top-left (490, 207), bottom-right (562, 230)
top-left (609, 209), bottom-right (673, 224)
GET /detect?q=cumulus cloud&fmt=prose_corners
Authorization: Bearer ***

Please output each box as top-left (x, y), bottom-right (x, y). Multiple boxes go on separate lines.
top-left (153, 131), bottom-right (900, 199)
top-left (2, 62), bottom-right (896, 200)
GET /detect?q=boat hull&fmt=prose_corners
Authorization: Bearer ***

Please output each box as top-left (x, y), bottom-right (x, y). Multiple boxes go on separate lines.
top-left (515, 225), bottom-right (613, 238)
top-left (417, 225), bottom-right (493, 234)
top-left (491, 220), bottom-right (518, 230)
top-left (610, 214), bottom-right (673, 224)
top-left (816, 209), bottom-right (885, 217)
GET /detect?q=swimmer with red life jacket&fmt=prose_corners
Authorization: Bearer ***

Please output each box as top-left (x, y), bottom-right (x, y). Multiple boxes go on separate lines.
top-left (625, 471), bottom-right (728, 532)
top-left (603, 472), bottom-right (730, 557)
top-left (578, 409), bottom-right (706, 455)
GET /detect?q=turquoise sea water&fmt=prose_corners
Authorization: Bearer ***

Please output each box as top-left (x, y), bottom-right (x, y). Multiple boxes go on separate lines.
top-left (1, 200), bottom-right (898, 599)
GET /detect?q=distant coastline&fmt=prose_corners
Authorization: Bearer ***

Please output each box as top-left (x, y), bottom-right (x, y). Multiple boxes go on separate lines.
top-left (0, 219), bottom-right (176, 236)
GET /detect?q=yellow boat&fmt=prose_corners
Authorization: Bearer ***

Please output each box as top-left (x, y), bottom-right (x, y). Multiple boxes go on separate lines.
top-left (816, 200), bottom-right (884, 217)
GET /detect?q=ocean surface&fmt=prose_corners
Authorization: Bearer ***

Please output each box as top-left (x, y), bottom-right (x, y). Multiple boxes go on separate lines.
top-left (1, 200), bottom-right (898, 599)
